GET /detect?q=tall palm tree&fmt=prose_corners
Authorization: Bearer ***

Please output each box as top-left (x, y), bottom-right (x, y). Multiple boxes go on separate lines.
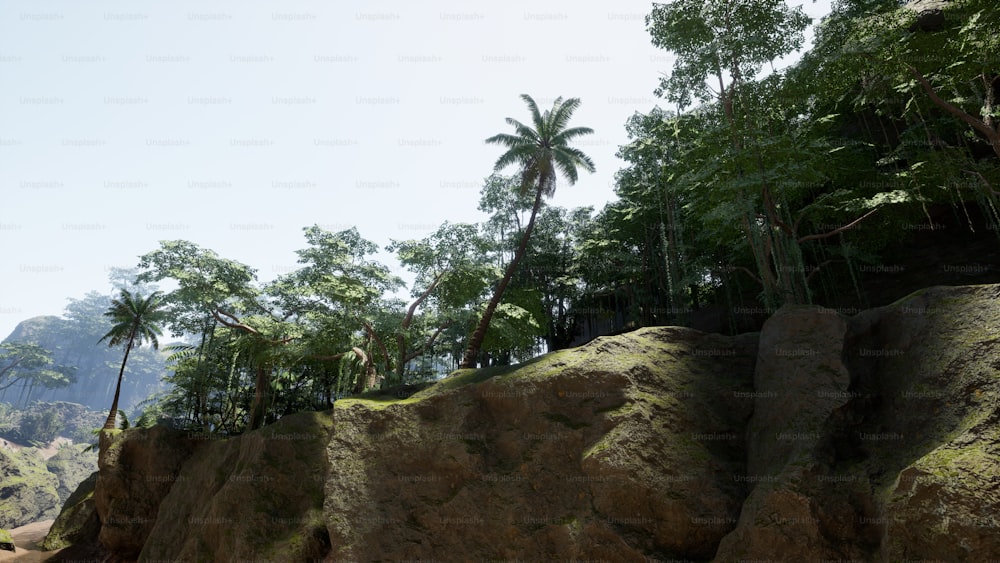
top-left (460, 94), bottom-right (595, 368)
top-left (99, 289), bottom-right (167, 430)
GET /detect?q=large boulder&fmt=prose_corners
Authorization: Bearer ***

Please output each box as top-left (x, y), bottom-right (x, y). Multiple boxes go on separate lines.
top-left (39, 471), bottom-right (99, 551)
top-left (94, 426), bottom-right (198, 560)
top-left (714, 306), bottom-right (879, 560)
top-left (325, 327), bottom-right (758, 561)
top-left (716, 284), bottom-right (1000, 561)
top-left (850, 284), bottom-right (1000, 561)
top-left (138, 411), bottom-right (333, 561)
top-left (906, 0), bottom-right (951, 31)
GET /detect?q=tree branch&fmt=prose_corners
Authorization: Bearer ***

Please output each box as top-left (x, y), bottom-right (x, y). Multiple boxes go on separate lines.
top-left (962, 169), bottom-right (1000, 197)
top-left (798, 207), bottom-right (880, 243)
top-left (212, 309), bottom-right (259, 335)
top-left (0, 375), bottom-right (24, 391)
top-left (806, 259), bottom-right (842, 283)
top-left (731, 266), bottom-right (762, 285)
top-left (359, 318), bottom-right (390, 372)
top-left (402, 270), bottom-right (447, 331)
top-left (311, 351), bottom-right (350, 362)
top-left (907, 65), bottom-right (1000, 158)
top-left (0, 356), bottom-right (24, 379)
top-left (405, 319), bottom-right (452, 363)
top-left (212, 308), bottom-right (294, 344)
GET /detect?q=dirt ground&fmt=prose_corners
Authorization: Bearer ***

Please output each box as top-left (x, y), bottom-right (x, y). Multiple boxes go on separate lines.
top-left (0, 520), bottom-right (63, 562)
top-left (2, 437), bottom-right (75, 462)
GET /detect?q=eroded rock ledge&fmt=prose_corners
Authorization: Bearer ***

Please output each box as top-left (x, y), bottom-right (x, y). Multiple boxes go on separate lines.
top-left (44, 284), bottom-right (1000, 561)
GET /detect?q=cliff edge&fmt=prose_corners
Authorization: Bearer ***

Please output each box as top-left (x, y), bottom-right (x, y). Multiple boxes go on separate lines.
top-left (44, 284), bottom-right (1000, 561)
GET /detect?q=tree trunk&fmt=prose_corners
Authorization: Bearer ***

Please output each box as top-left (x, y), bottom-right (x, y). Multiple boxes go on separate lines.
top-left (248, 364), bottom-right (270, 430)
top-left (460, 186), bottom-right (545, 369)
top-left (103, 336), bottom-right (134, 430)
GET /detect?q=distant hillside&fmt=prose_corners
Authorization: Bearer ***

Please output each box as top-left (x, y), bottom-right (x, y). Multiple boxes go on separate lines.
top-left (1, 295), bottom-right (169, 413)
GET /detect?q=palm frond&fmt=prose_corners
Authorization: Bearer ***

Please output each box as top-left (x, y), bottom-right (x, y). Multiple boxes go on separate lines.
top-left (489, 94), bottom-right (595, 199)
top-left (551, 126), bottom-right (595, 145)
top-left (548, 97), bottom-right (582, 134)
top-left (163, 343), bottom-right (198, 363)
top-left (520, 94), bottom-right (545, 134)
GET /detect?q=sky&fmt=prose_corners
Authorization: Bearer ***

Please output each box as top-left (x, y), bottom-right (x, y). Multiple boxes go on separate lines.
top-left (0, 0), bottom-right (832, 341)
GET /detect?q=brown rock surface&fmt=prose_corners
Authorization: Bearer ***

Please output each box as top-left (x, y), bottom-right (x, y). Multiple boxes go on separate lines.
top-left (138, 411), bottom-right (332, 562)
top-left (94, 426), bottom-right (198, 560)
top-left (716, 284), bottom-right (1000, 561)
top-left (325, 327), bottom-right (758, 561)
top-left (47, 284), bottom-right (1000, 561)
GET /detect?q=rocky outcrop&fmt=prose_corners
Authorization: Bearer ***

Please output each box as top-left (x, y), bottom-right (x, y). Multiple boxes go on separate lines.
top-left (0, 440), bottom-right (96, 531)
top-left (46, 445), bottom-right (97, 504)
top-left (2, 315), bottom-right (168, 411)
top-left (94, 426), bottom-right (199, 560)
top-left (39, 471), bottom-right (99, 552)
top-left (0, 528), bottom-right (13, 552)
top-left (139, 411), bottom-right (332, 561)
top-left (50, 284), bottom-right (1000, 561)
top-left (714, 306), bottom-right (877, 560)
top-left (0, 447), bottom-right (60, 529)
top-left (907, 0), bottom-right (950, 31)
top-left (86, 326), bottom-right (758, 561)
top-left (851, 285), bottom-right (1000, 561)
top-left (715, 284), bottom-right (1000, 561)
top-left (325, 327), bottom-right (758, 561)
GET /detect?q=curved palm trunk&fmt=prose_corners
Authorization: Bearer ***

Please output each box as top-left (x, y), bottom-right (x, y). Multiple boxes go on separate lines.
top-left (460, 186), bottom-right (545, 369)
top-left (103, 336), bottom-right (134, 430)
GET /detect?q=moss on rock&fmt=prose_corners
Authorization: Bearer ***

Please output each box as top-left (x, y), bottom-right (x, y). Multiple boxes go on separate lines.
top-left (0, 446), bottom-right (61, 529)
top-left (39, 470), bottom-right (98, 551)
top-left (139, 411), bottom-right (333, 561)
top-left (324, 325), bottom-right (758, 561)
top-left (0, 527), bottom-right (13, 552)
top-left (57, 284), bottom-right (1000, 561)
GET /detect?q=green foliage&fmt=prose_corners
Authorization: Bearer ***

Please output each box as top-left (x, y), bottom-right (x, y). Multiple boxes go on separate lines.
top-left (137, 241), bottom-right (260, 338)
top-left (16, 408), bottom-right (63, 444)
top-left (646, 0), bottom-right (811, 107)
top-left (0, 342), bottom-right (74, 394)
top-left (624, 0), bottom-right (1000, 312)
top-left (96, 2), bottom-right (999, 434)
top-left (486, 95), bottom-right (596, 196)
top-left (461, 95), bottom-right (596, 368)
top-left (100, 289), bottom-right (168, 430)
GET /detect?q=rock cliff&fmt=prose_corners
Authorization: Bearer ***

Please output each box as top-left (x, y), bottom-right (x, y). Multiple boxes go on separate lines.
top-left (0, 447), bottom-right (60, 529)
top-left (44, 284), bottom-right (1000, 561)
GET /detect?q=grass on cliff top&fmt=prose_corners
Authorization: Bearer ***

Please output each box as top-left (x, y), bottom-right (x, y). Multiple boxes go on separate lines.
top-left (335, 327), bottom-right (701, 412)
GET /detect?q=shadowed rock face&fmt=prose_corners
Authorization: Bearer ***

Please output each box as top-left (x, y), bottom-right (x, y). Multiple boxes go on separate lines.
top-left (39, 471), bottom-right (99, 552)
top-left (715, 284), bottom-right (1000, 561)
top-left (907, 0), bottom-right (951, 31)
top-left (93, 426), bottom-right (199, 560)
top-left (58, 284), bottom-right (1000, 561)
top-left (139, 411), bottom-right (332, 562)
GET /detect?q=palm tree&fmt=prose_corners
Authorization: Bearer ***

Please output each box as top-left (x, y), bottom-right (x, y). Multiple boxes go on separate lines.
top-left (460, 94), bottom-right (595, 368)
top-left (99, 289), bottom-right (167, 430)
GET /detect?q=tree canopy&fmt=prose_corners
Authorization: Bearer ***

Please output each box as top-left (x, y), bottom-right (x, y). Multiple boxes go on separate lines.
top-left (40, 0), bottom-right (998, 435)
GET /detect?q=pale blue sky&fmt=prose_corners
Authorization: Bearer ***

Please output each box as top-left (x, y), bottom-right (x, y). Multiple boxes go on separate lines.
top-left (0, 0), bottom-right (831, 340)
